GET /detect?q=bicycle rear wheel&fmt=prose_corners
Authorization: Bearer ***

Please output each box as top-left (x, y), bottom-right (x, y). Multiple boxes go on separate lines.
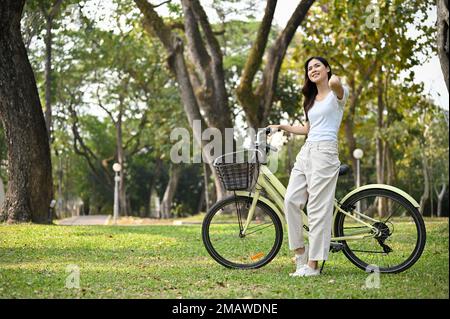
top-left (202, 195), bottom-right (283, 269)
top-left (334, 189), bottom-right (426, 273)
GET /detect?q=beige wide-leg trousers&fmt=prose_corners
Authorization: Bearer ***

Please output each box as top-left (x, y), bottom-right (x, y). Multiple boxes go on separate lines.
top-left (284, 140), bottom-right (341, 261)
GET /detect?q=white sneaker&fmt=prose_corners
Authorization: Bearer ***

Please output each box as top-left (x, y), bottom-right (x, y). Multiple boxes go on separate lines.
top-left (289, 245), bottom-right (309, 276)
top-left (291, 264), bottom-right (320, 277)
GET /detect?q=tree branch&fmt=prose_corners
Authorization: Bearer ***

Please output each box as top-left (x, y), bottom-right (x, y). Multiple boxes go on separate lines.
top-left (349, 61), bottom-right (378, 115)
top-left (123, 109), bottom-right (149, 153)
top-left (237, 0), bottom-right (277, 96)
top-left (180, 0), bottom-right (212, 82)
top-left (153, 0), bottom-right (171, 8)
top-left (38, 0), bottom-right (64, 21)
top-left (135, 0), bottom-right (175, 50)
top-left (257, 0), bottom-right (316, 125)
top-left (66, 98), bottom-right (113, 187)
top-left (190, 0), bottom-right (223, 66)
top-left (134, 0), bottom-right (208, 135)
top-left (127, 144), bottom-right (153, 157)
top-left (189, 0), bottom-right (230, 125)
top-left (95, 84), bottom-right (116, 124)
top-left (48, 0), bottom-right (64, 19)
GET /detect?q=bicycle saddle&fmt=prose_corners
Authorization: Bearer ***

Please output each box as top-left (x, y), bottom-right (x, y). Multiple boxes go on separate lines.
top-left (339, 164), bottom-right (350, 176)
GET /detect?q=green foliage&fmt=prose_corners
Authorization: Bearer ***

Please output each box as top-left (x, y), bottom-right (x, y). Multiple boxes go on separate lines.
top-left (15, 0), bottom-right (447, 219)
top-left (126, 153), bottom-right (158, 215)
top-left (284, 0), bottom-right (446, 216)
top-left (212, 0), bottom-right (262, 21)
top-left (172, 164), bottom-right (203, 216)
top-left (24, 0), bottom-right (193, 216)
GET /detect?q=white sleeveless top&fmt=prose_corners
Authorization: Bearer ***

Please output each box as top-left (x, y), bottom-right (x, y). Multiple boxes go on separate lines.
top-left (306, 85), bottom-right (349, 142)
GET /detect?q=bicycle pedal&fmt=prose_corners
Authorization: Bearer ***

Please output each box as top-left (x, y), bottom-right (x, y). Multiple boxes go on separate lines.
top-left (330, 242), bottom-right (344, 253)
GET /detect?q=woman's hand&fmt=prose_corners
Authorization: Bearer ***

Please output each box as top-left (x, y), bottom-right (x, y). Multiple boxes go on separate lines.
top-left (267, 124), bottom-right (309, 136)
top-left (328, 75), bottom-right (344, 99)
top-left (266, 124), bottom-right (282, 134)
top-left (328, 75), bottom-right (341, 89)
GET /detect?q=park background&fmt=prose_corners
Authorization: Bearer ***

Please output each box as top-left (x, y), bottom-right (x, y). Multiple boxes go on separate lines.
top-left (0, 0), bottom-right (448, 299)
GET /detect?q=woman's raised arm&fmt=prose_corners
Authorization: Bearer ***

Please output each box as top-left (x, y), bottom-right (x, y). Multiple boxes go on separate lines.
top-left (328, 75), bottom-right (344, 99)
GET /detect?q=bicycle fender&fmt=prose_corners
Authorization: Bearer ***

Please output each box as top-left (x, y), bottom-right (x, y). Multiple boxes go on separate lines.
top-left (234, 191), bottom-right (286, 226)
top-left (339, 184), bottom-right (420, 208)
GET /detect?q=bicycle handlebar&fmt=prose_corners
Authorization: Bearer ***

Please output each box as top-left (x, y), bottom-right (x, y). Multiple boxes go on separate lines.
top-left (213, 127), bottom-right (279, 166)
top-left (265, 127), bottom-right (281, 135)
top-left (255, 127), bottom-right (280, 153)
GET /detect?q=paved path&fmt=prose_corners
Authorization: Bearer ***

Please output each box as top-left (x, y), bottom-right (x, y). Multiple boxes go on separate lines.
top-left (58, 215), bottom-right (111, 226)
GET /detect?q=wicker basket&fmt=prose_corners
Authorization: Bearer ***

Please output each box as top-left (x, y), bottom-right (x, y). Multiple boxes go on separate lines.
top-left (213, 150), bottom-right (261, 191)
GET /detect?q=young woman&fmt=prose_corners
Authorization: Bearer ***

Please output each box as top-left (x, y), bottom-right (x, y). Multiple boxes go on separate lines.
top-left (267, 56), bottom-right (349, 277)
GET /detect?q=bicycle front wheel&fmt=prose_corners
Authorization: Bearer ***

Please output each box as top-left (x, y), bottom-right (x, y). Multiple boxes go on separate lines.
top-left (202, 195), bottom-right (283, 269)
top-left (334, 188), bottom-right (426, 273)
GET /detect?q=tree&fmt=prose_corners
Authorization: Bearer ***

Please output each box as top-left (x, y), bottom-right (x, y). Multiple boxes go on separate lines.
top-left (0, 0), bottom-right (53, 223)
top-left (437, 0), bottom-right (449, 91)
top-left (0, 127), bottom-right (5, 207)
top-left (160, 163), bottom-right (181, 218)
top-left (292, 0), bottom-right (435, 188)
top-left (133, 0), bottom-right (315, 200)
top-left (236, 0), bottom-right (315, 129)
top-left (37, 0), bottom-right (64, 140)
top-left (35, 2), bottom-right (192, 218)
top-left (61, 27), bottom-right (174, 216)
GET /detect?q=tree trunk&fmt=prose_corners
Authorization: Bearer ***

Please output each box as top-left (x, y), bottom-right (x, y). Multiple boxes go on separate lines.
top-left (151, 157), bottom-right (163, 218)
top-left (343, 115), bottom-right (357, 183)
top-left (196, 181), bottom-right (205, 214)
top-left (343, 79), bottom-right (358, 184)
top-left (43, 18), bottom-right (53, 140)
top-left (56, 155), bottom-right (64, 218)
top-left (385, 141), bottom-right (396, 185)
top-left (437, 0), bottom-right (449, 91)
top-left (342, 65), bottom-right (378, 185)
top-left (160, 164), bottom-right (181, 218)
top-left (0, 176), bottom-right (5, 209)
top-left (419, 150), bottom-right (430, 215)
top-left (143, 181), bottom-right (152, 217)
top-left (203, 162), bottom-right (210, 213)
top-left (435, 182), bottom-right (447, 217)
top-left (376, 70), bottom-right (387, 217)
top-left (376, 71), bottom-right (385, 187)
top-left (40, 0), bottom-right (64, 142)
top-left (0, 0), bottom-right (54, 223)
top-left (429, 157), bottom-right (434, 217)
top-left (149, 186), bottom-right (161, 218)
top-left (116, 114), bottom-right (128, 216)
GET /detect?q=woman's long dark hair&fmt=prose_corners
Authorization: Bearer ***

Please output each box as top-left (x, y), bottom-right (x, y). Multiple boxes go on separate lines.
top-left (301, 56), bottom-right (332, 121)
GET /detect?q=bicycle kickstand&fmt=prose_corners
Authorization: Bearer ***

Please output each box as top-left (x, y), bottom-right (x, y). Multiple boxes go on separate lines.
top-left (320, 261), bottom-right (326, 274)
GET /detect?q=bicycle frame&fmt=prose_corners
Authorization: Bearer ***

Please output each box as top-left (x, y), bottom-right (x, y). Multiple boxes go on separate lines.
top-left (236, 164), bottom-right (379, 242)
top-left (227, 127), bottom-right (421, 243)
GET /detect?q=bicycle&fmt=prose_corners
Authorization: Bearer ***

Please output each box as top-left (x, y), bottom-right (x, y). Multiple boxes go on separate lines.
top-left (202, 128), bottom-right (426, 273)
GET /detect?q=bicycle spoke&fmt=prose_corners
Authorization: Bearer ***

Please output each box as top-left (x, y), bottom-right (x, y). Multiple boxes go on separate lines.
top-left (337, 190), bottom-right (424, 273)
top-left (344, 226), bottom-right (371, 229)
top-left (350, 250), bottom-right (386, 254)
top-left (234, 198), bottom-right (244, 232)
top-left (245, 223), bottom-right (275, 236)
top-left (246, 221), bottom-right (274, 231)
top-left (205, 197), bottom-right (281, 268)
top-left (383, 201), bottom-right (403, 223)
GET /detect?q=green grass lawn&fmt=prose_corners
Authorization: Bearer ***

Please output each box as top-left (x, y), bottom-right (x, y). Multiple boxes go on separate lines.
top-left (0, 218), bottom-right (448, 299)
